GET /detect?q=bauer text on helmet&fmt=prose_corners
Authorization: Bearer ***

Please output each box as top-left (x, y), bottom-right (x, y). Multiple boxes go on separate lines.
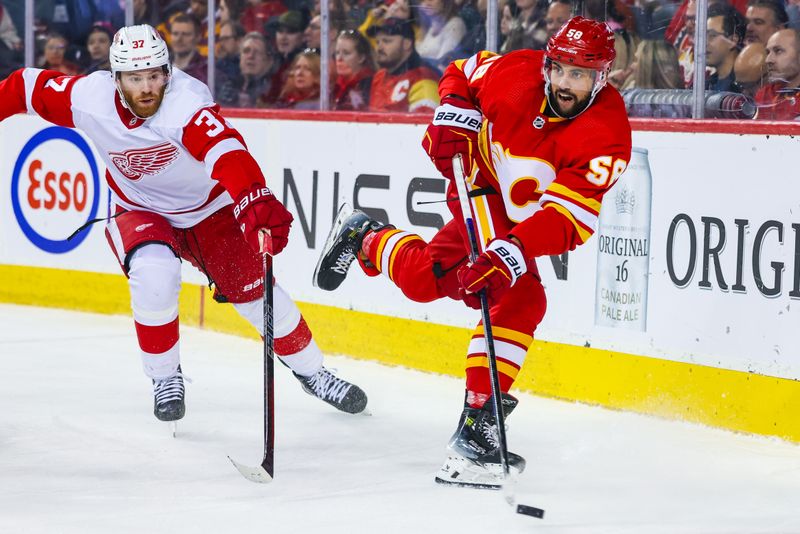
top-left (110, 24), bottom-right (171, 75)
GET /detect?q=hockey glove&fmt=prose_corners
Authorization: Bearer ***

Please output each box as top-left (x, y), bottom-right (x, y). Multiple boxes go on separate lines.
top-left (458, 238), bottom-right (527, 309)
top-left (233, 184), bottom-right (294, 255)
top-left (421, 96), bottom-right (482, 181)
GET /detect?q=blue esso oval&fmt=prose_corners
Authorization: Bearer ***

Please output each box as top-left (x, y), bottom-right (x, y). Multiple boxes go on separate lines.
top-left (11, 127), bottom-right (100, 253)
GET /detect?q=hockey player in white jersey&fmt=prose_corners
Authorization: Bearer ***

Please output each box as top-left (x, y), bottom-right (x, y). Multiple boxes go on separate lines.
top-left (0, 24), bottom-right (368, 423)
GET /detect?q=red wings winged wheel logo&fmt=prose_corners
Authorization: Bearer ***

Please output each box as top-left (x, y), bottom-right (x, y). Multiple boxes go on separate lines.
top-left (110, 142), bottom-right (180, 180)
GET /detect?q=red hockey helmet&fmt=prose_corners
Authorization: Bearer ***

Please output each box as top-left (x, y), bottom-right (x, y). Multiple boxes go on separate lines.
top-left (545, 16), bottom-right (616, 70)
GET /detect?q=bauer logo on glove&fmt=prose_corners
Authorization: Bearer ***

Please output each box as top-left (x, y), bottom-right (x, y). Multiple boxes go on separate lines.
top-left (457, 238), bottom-right (527, 308)
top-left (233, 186), bottom-right (272, 219)
top-left (493, 245), bottom-right (524, 279)
top-left (233, 184), bottom-right (294, 256)
top-left (432, 107), bottom-right (482, 131)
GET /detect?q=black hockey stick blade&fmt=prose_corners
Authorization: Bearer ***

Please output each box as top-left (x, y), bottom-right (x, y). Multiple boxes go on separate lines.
top-left (227, 456), bottom-right (274, 483)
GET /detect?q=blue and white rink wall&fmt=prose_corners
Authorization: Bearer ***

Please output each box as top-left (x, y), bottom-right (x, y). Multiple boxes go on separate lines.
top-left (1, 111), bottom-right (798, 442)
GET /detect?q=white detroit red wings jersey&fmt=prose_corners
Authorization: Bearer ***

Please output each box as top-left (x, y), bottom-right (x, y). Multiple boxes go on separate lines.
top-left (0, 68), bottom-right (261, 227)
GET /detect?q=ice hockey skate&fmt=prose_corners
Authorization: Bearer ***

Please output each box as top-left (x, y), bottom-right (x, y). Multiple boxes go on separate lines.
top-left (435, 393), bottom-right (525, 489)
top-left (152, 365), bottom-right (186, 425)
top-left (313, 204), bottom-right (387, 291)
top-left (294, 367), bottom-right (369, 414)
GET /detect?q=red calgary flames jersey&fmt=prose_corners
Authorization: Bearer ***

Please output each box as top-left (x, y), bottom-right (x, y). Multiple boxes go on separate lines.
top-left (754, 82), bottom-right (800, 121)
top-left (369, 54), bottom-right (440, 113)
top-left (439, 49), bottom-right (632, 258)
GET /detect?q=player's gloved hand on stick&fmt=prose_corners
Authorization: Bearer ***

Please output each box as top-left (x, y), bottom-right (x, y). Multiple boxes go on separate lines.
top-left (421, 95), bottom-right (482, 181)
top-left (458, 238), bottom-right (527, 309)
top-left (233, 184), bottom-right (294, 255)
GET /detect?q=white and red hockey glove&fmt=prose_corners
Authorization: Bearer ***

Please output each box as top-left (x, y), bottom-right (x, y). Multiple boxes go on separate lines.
top-left (457, 238), bottom-right (527, 309)
top-left (233, 184), bottom-right (294, 255)
top-left (421, 95), bottom-right (482, 181)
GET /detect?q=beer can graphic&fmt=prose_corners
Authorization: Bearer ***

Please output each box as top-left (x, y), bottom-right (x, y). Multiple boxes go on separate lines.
top-left (594, 147), bottom-right (653, 331)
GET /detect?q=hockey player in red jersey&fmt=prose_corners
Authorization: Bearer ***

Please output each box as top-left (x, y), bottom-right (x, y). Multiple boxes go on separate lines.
top-left (314, 17), bottom-right (631, 487)
top-left (0, 24), bottom-right (368, 424)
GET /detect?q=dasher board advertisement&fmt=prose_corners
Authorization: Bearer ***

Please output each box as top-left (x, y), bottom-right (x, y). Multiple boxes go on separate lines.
top-left (0, 115), bottom-right (798, 380)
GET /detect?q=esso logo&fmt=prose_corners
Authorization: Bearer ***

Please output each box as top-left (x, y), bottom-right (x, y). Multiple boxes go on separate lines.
top-left (11, 127), bottom-right (100, 253)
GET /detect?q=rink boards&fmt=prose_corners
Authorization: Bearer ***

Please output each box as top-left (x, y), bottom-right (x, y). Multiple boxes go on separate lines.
top-left (0, 112), bottom-right (798, 442)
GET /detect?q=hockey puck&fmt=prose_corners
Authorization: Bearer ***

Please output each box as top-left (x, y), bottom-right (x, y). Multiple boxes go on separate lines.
top-left (516, 504), bottom-right (545, 519)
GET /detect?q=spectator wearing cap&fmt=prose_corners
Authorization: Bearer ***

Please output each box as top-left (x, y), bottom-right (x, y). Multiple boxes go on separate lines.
top-left (170, 13), bottom-right (209, 83)
top-left (261, 10), bottom-right (308, 104)
top-left (359, 0), bottom-right (418, 47)
top-left (416, 0), bottom-right (466, 72)
top-left (755, 28), bottom-right (800, 119)
top-left (706, 3), bottom-right (747, 92)
top-left (745, 0), bottom-right (788, 46)
top-left (84, 24), bottom-right (112, 74)
top-left (217, 31), bottom-right (279, 107)
top-left (367, 17), bottom-right (440, 113)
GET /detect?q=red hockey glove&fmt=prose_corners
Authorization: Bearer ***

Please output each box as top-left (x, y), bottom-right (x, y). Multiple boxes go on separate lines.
top-left (421, 96), bottom-right (482, 180)
top-left (458, 238), bottom-right (527, 309)
top-left (233, 184), bottom-right (294, 255)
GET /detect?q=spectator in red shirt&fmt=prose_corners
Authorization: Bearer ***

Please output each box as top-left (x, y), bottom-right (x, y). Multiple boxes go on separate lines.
top-left (755, 28), bottom-right (800, 119)
top-left (332, 30), bottom-right (375, 110)
top-left (367, 18), bottom-right (440, 113)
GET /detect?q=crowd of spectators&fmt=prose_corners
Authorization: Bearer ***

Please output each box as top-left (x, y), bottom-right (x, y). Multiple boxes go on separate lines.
top-left (1, 0), bottom-right (800, 118)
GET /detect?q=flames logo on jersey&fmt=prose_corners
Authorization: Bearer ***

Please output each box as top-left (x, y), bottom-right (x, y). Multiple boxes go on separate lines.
top-left (110, 142), bottom-right (179, 180)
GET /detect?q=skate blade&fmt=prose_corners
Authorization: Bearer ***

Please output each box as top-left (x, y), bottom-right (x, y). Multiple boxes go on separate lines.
top-left (434, 476), bottom-right (501, 490)
top-left (434, 453), bottom-right (515, 490)
top-left (228, 456), bottom-right (274, 483)
top-left (312, 203), bottom-right (353, 288)
top-left (170, 421), bottom-right (178, 438)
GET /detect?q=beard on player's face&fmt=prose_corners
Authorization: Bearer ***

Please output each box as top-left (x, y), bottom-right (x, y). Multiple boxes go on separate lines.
top-left (118, 68), bottom-right (169, 118)
top-left (548, 85), bottom-right (592, 117)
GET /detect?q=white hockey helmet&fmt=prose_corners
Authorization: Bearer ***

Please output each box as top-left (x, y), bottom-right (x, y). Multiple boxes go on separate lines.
top-left (110, 24), bottom-right (171, 77)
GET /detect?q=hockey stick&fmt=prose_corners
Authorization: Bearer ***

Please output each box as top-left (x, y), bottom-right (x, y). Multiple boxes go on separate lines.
top-left (452, 154), bottom-right (544, 519)
top-left (228, 251), bottom-right (275, 483)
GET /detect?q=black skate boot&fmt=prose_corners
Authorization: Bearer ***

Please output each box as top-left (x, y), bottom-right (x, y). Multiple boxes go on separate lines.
top-left (294, 367), bottom-right (369, 414)
top-left (435, 393), bottom-right (526, 489)
top-left (313, 204), bottom-right (387, 291)
top-left (152, 365), bottom-right (186, 422)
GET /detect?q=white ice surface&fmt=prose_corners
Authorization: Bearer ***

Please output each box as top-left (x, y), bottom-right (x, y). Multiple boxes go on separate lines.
top-left (1, 304), bottom-right (799, 534)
